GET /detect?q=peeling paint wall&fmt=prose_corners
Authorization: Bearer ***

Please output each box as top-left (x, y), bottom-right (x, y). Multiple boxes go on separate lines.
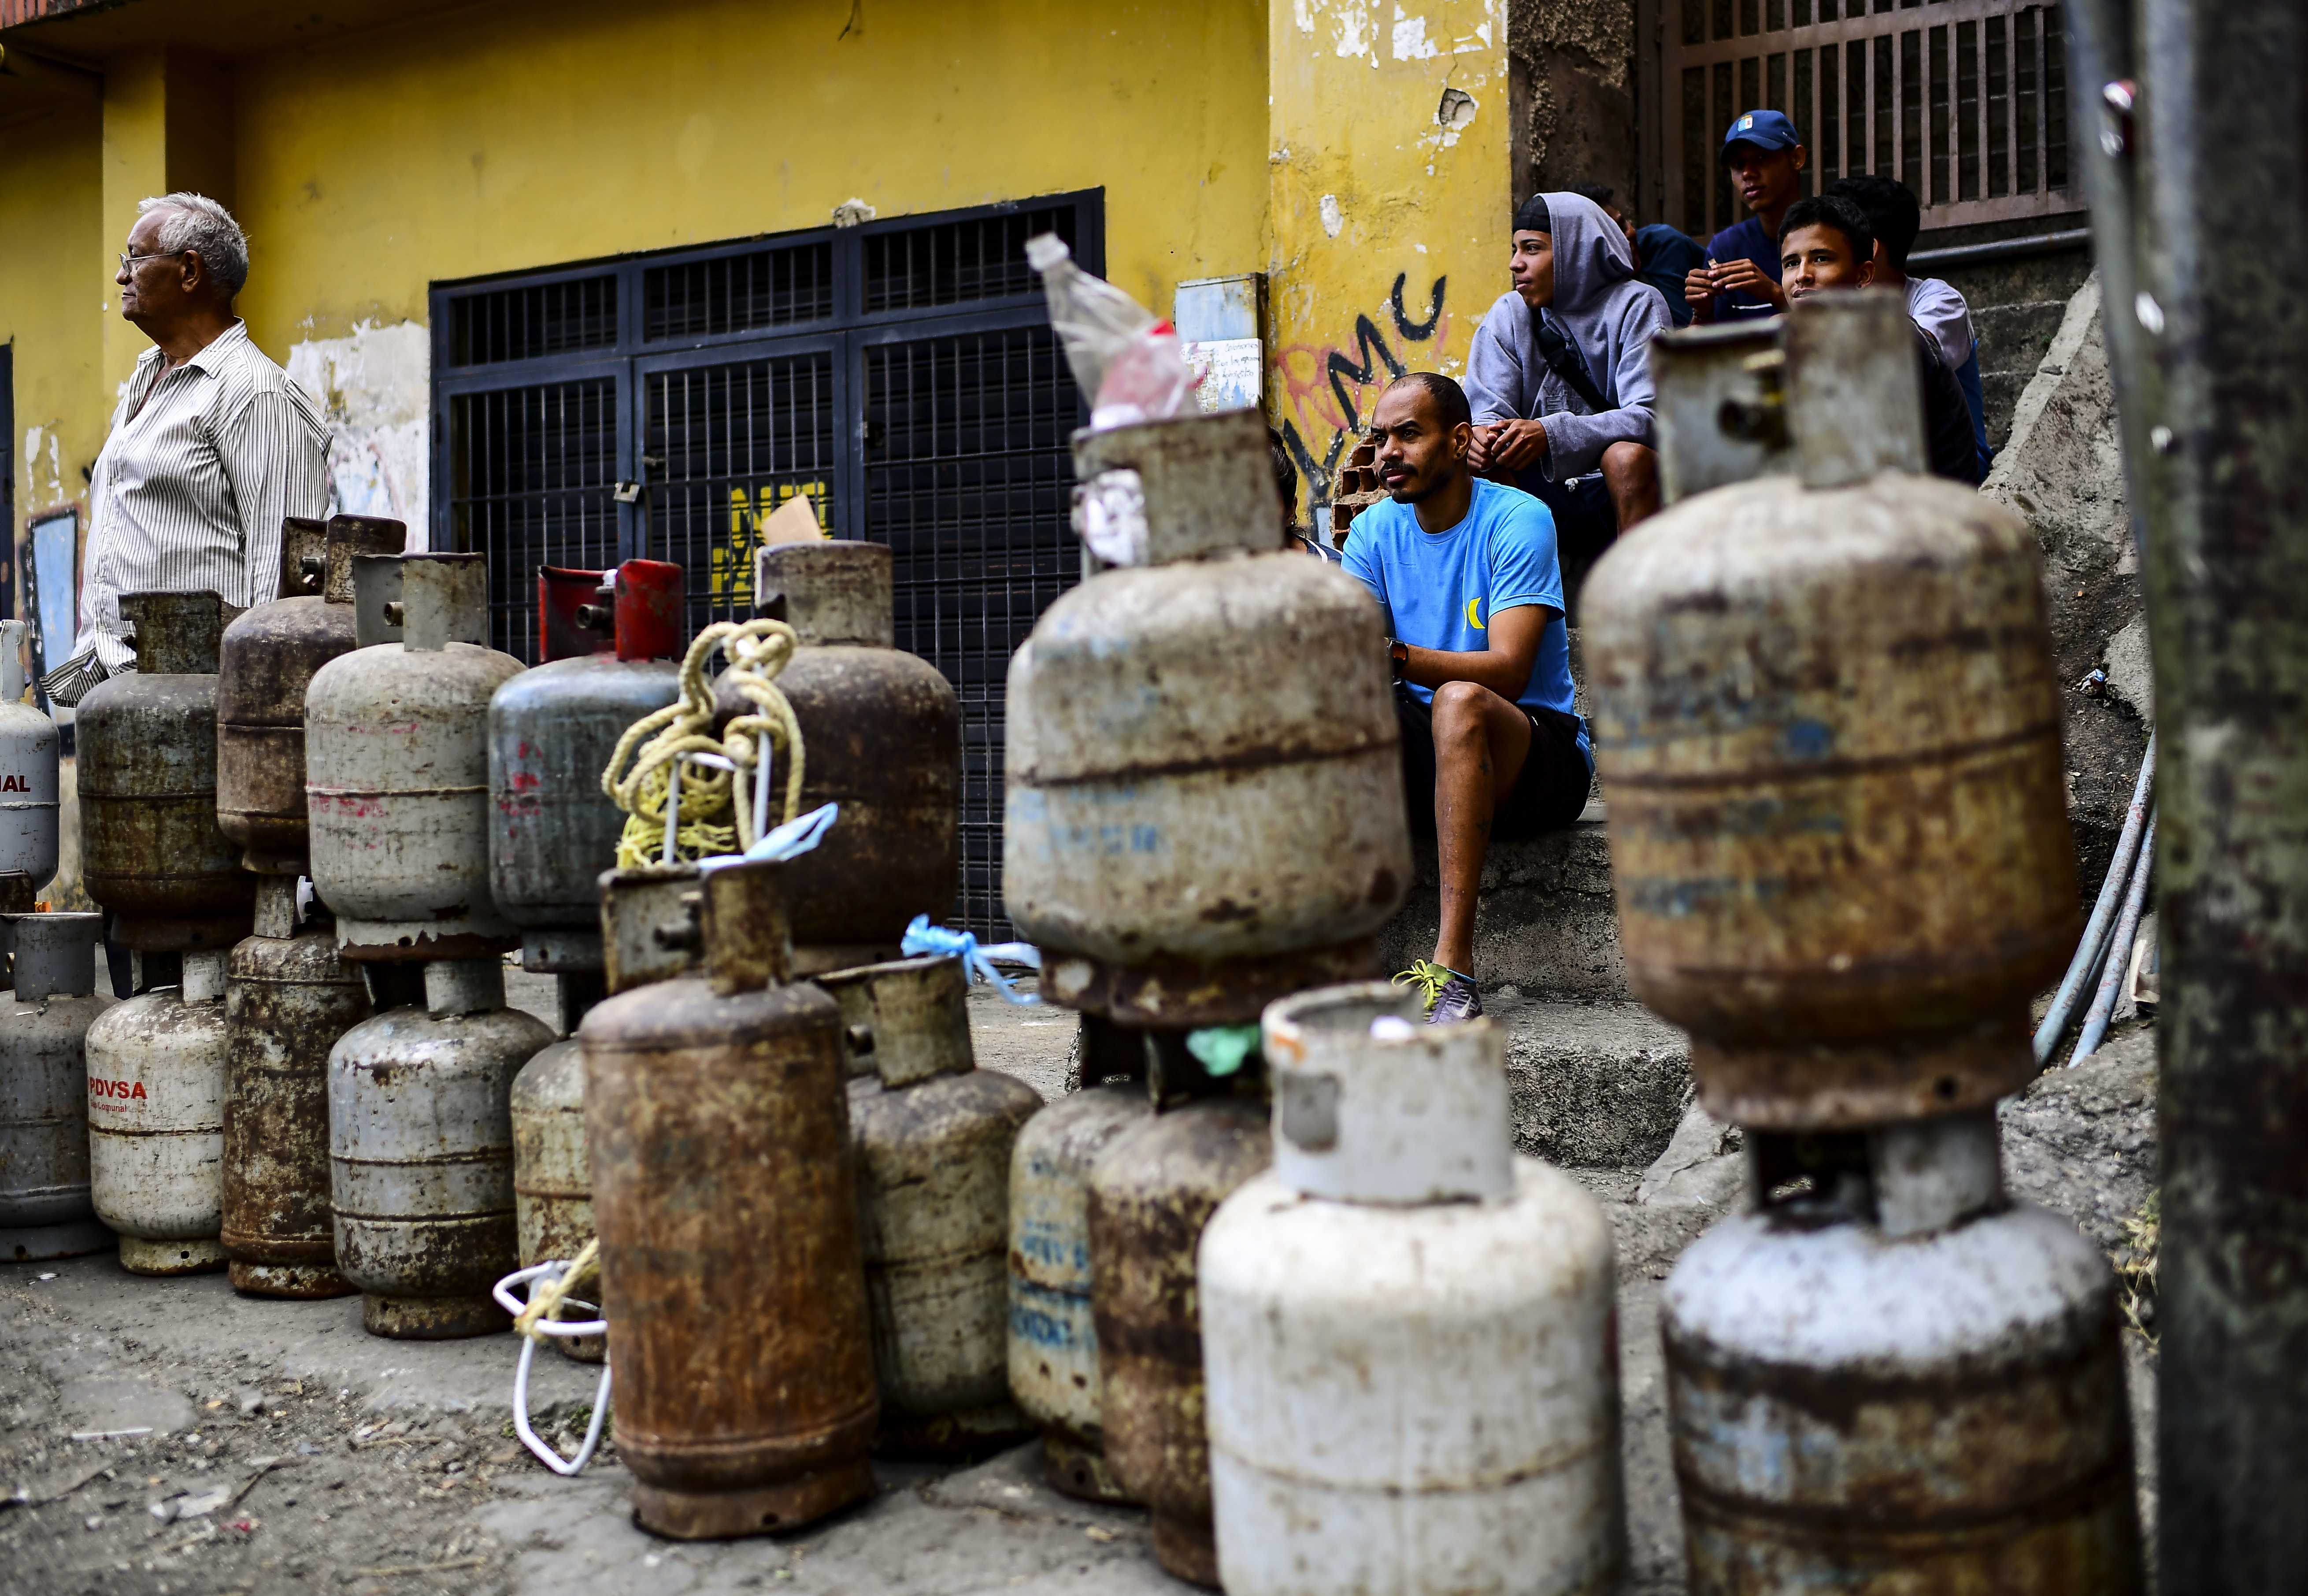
top-left (285, 322), bottom-right (429, 543)
top-left (1507, 0), bottom-right (1637, 208)
top-left (1, 89), bottom-right (105, 525)
top-left (1269, 0), bottom-right (1511, 509)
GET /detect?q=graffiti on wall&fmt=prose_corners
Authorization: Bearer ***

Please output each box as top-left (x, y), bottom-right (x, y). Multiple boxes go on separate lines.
top-left (1274, 272), bottom-right (1449, 508)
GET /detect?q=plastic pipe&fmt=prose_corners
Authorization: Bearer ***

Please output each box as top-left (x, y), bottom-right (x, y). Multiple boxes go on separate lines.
top-left (2033, 730), bottom-right (2156, 1065)
top-left (2069, 809), bottom-right (2156, 1067)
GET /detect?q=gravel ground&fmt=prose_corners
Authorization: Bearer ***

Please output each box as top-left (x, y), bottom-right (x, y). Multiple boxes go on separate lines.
top-left (0, 989), bottom-right (2164, 1596)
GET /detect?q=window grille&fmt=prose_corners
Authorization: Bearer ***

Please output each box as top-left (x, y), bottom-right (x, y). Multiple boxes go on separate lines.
top-left (644, 243), bottom-right (835, 341)
top-left (452, 275), bottom-right (618, 367)
top-left (433, 193), bottom-right (1098, 934)
top-left (447, 380), bottom-right (621, 660)
top-left (648, 353), bottom-right (839, 640)
top-left (864, 326), bottom-right (1080, 937)
top-left (862, 205), bottom-right (1076, 314)
top-left (1661, 0), bottom-right (2075, 237)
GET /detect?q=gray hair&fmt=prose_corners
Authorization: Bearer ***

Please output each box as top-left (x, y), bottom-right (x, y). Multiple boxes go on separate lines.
top-left (137, 193), bottom-right (250, 297)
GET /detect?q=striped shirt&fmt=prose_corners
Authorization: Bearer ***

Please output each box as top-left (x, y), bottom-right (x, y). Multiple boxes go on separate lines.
top-left (43, 321), bottom-right (329, 704)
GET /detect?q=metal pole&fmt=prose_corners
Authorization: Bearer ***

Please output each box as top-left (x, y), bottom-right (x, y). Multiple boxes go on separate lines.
top-left (2071, 0), bottom-right (2308, 1587)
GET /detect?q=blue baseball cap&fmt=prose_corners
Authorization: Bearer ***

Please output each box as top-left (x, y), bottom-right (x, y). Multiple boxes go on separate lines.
top-left (1721, 109), bottom-right (1802, 161)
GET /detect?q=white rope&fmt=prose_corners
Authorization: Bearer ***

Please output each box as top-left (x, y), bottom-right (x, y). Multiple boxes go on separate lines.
top-left (492, 1261), bottom-right (612, 1477)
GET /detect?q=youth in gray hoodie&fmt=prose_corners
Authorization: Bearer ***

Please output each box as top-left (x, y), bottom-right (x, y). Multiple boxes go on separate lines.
top-left (1463, 192), bottom-right (1671, 483)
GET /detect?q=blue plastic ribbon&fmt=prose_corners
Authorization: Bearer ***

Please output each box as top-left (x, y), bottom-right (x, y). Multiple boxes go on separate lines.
top-left (901, 914), bottom-right (1042, 1005)
top-left (696, 802), bottom-right (839, 875)
top-left (1186, 1024), bottom-right (1262, 1077)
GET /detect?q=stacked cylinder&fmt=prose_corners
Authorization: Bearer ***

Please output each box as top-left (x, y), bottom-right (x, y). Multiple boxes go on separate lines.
top-left (306, 553), bottom-right (551, 1337)
top-left (998, 407), bottom-right (1413, 1584)
top-left (78, 590), bottom-right (249, 1274)
top-left (1584, 295), bottom-right (2144, 1592)
top-left (495, 559), bottom-right (684, 1354)
top-left (215, 514), bottom-right (403, 1298)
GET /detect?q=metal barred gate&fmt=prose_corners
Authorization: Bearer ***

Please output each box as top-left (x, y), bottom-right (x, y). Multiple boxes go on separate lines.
top-left (1646, 0), bottom-right (2084, 237)
top-left (433, 195), bottom-right (1097, 937)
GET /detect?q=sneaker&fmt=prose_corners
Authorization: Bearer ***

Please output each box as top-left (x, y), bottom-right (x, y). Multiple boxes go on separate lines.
top-left (1393, 960), bottom-right (1483, 1024)
top-left (1428, 972), bottom-right (1483, 1026)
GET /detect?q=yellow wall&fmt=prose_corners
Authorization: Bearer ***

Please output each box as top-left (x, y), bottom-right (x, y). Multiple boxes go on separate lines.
top-left (228, 0), bottom-right (1269, 351)
top-left (2, 85), bottom-right (106, 521)
top-left (1267, 0), bottom-right (1511, 498)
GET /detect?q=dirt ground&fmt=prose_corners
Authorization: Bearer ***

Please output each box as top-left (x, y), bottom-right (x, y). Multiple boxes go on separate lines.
top-left (0, 990), bottom-right (2161, 1596)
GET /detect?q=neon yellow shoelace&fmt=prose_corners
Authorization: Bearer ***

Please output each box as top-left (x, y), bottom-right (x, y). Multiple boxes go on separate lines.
top-left (1393, 959), bottom-right (1456, 1015)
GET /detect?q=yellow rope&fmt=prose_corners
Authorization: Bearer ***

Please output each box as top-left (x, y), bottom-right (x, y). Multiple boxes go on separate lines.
top-left (602, 620), bottom-right (808, 867)
top-left (512, 1239), bottom-right (599, 1341)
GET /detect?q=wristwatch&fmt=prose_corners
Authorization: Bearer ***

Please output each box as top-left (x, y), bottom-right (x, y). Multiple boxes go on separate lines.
top-left (1387, 638), bottom-right (1409, 685)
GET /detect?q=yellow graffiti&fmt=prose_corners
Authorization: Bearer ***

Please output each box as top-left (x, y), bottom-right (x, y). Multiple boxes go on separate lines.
top-left (716, 481), bottom-right (829, 605)
top-left (1465, 597), bottom-right (1486, 630)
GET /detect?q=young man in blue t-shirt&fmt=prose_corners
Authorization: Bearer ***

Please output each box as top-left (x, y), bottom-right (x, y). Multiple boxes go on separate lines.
top-left (1343, 374), bottom-right (1593, 1025)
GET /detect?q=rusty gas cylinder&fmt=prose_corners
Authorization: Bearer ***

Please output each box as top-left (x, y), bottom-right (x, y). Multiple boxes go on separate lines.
top-left (1581, 309), bottom-right (2077, 1128)
top-left (0, 913), bottom-right (115, 1262)
top-left (217, 515), bottom-right (405, 875)
top-left (78, 592), bottom-right (255, 951)
top-left (85, 951), bottom-right (232, 1274)
top-left (307, 555), bottom-right (528, 960)
top-left (508, 870), bottom-right (702, 1365)
top-left (710, 541), bottom-right (958, 973)
top-left (822, 955), bottom-right (1042, 1454)
top-left (1089, 1062), bottom-right (1272, 1586)
top-left (221, 877), bottom-right (371, 1298)
top-left (489, 561), bottom-right (683, 973)
top-left (1004, 408), bottom-right (1410, 1028)
top-left (329, 958), bottom-right (553, 1337)
top-left (1007, 1017), bottom-right (1149, 1501)
top-left (580, 858), bottom-right (876, 1539)
top-left (1663, 1115), bottom-right (2143, 1592)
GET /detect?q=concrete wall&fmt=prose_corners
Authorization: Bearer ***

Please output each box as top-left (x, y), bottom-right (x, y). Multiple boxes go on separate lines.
top-left (1505, 0), bottom-right (1636, 205)
top-left (1267, 0), bottom-right (1512, 500)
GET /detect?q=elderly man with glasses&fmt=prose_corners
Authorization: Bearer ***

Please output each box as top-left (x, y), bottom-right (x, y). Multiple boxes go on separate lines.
top-left (42, 192), bottom-right (330, 704)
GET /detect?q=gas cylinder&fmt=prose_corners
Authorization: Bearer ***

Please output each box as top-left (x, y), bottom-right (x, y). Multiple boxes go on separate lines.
top-left (1662, 1116), bottom-right (2142, 1590)
top-left (307, 555), bottom-right (528, 960)
top-left (0, 619), bottom-right (60, 906)
top-left (509, 866), bottom-right (703, 1364)
top-left (221, 878), bottom-right (370, 1297)
top-left (823, 954), bottom-right (1041, 1453)
top-left (1582, 299), bottom-right (2077, 1129)
top-left (0, 913), bottom-right (113, 1262)
top-left (710, 541), bottom-right (958, 972)
top-left (1200, 982), bottom-right (1624, 1596)
top-left (1004, 407), bottom-right (1410, 1028)
top-left (580, 858), bottom-right (876, 1539)
top-left (78, 592), bottom-right (255, 951)
top-left (1089, 1062), bottom-right (1272, 1586)
top-left (489, 560), bottom-right (683, 972)
top-left (86, 950), bottom-right (230, 1274)
top-left (1007, 1017), bottom-right (1148, 1500)
top-left (217, 515), bottom-right (405, 875)
top-left (1592, 296), bottom-right (2142, 1594)
top-left (329, 957), bottom-right (552, 1337)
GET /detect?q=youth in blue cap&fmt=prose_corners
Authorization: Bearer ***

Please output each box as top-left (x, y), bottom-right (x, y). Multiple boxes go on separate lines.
top-left (1684, 108), bottom-right (1809, 324)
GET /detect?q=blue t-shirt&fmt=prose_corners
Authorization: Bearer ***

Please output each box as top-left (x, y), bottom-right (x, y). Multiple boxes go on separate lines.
top-left (1705, 215), bottom-right (1782, 320)
top-left (1342, 479), bottom-right (1589, 759)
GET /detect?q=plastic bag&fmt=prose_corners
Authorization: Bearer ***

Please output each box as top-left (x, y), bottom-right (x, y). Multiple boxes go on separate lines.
top-left (1026, 233), bottom-right (1197, 430)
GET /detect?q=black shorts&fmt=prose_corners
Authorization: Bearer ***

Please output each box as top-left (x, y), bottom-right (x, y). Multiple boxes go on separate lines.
top-left (1395, 686), bottom-right (1594, 843)
top-left (1515, 469), bottom-right (1617, 621)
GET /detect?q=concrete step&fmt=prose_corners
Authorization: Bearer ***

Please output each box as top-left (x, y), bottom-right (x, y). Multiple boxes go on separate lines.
top-left (1377, 802), bottom-right (1626, 1002)
top-left (1489, 996), bottom-right (1693, 1170)
top-left (1975, 296), bottom-right (2071, 373)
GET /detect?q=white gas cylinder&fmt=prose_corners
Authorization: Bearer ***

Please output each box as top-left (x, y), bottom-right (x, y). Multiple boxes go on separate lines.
top-left (1199, 981), bottom-right (1624, 1596)
top-left (86, 951), bottom-right (231, 1274)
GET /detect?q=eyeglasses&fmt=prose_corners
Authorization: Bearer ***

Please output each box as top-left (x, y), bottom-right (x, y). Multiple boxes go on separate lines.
top-left (118, 248), bottom-right (189, 271)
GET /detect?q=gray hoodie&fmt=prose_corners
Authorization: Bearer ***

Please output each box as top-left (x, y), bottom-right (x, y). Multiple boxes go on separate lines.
top-left (1463, 193), bottom-right (1672, 479)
